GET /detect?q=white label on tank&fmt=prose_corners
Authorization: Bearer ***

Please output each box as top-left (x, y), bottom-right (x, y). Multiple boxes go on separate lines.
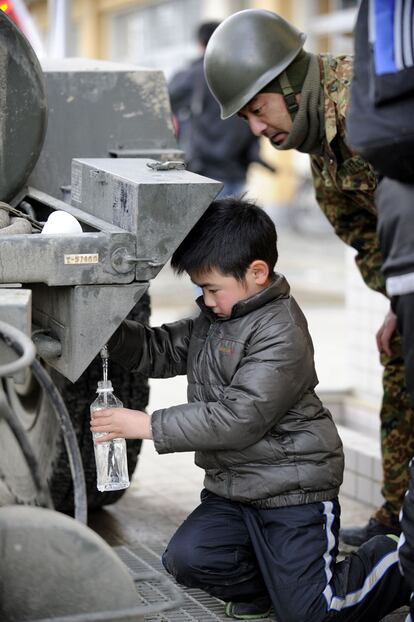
top-left (71, 161), bottom-right (83, 203)
top-left (64, 254), bottom-right (99, 265)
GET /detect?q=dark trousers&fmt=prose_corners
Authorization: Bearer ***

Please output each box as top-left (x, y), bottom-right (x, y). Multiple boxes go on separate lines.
top-left (162, 491), bottom-right (409, 622)
top-left (394, 293), bottom-right (414, 407)
top-left (399, 460), bottom-right (414, 621)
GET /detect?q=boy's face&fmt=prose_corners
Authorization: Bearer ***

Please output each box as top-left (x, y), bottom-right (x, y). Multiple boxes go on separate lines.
top-left (191, 263), bottom-right (270, 318)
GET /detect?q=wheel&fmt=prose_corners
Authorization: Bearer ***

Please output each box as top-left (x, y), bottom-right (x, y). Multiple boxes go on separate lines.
top-left (50, 293), bottom-right (151, 513)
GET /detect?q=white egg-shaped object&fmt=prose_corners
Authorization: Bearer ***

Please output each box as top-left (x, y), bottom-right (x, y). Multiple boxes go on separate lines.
top-left (41, 211), bottom-right (83, 235)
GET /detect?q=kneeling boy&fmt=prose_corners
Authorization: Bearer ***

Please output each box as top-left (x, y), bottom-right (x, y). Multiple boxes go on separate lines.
top-left (91, 198), bottom-right (408, 622)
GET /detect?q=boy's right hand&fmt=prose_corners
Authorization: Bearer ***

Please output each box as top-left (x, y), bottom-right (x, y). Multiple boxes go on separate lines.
top-left (90, 408), bottom-right (152, 442)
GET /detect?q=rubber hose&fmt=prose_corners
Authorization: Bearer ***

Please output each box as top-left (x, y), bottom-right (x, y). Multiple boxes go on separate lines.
top-left (0, 323), bottom-right (87, 523)
top-left (19, 200), bottom-right (36, 220)
top-left (0, 208), bottom-right (9, 228)
top-left (0, 217), bottom-right (32, 235)
top-left (0, 391), bottom-right (53, 508)
top-left (30, 358), bottom-right (88, 524)
top-left (0, 321), bottom-right (36, 376)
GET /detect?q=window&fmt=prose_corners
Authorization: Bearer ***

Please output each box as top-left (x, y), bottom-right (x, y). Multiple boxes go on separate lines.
top-left (110, 1), bottom-right (202, 78)
top-left (109, 0), bottom-right (248, 79)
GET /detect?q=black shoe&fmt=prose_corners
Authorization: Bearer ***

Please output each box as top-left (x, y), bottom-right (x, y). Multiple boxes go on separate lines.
top-left (340, 517), bottom-right (401, 546)
top-left (225, 596), bottom-right (272, 620)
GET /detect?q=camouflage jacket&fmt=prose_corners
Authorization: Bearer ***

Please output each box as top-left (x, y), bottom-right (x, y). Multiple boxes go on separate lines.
top-left (310, 55), bottom-right (385, 293)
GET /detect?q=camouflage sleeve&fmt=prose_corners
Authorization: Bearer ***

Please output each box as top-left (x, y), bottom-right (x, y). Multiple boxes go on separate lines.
top-left (310, 160), bottom-right (386, 295)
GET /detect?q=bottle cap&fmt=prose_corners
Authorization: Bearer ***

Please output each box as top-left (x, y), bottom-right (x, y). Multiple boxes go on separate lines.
top-left (97, 380), bottom-right (113, 392)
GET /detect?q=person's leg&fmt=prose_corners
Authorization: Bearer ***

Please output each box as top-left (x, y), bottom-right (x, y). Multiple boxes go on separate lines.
top-left (376, 343), bottom-right (414, 525)
top-left (399, 460), bottom-right (414, 621)
top-left (394, 294), bottom-right (414, 407)
top-left (241, 499), bottom-right (409, 622)
top-left (340, 347), bottom-right (413, 545)
top-left (241, 499), bottom-right (341, 622)
top-left (376, 179), bottom-right (414, 524)
top-left (341, 177), bottom-right (414, 546)
top-left (162, 490), bottom-right (269, 606)
top-left (327, 535), bottom-right (409, 622)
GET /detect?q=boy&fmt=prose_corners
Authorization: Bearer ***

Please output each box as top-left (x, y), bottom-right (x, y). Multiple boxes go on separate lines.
top-left (91, 198), bottom-right (408, 622)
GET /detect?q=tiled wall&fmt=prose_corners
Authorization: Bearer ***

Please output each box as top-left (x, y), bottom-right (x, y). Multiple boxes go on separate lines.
top-left (344, 248), bottom-right (389, 431)
top-left (338, 248), bottom-right (390, 506)
top-left (338, 424), bottom-right (383, 509)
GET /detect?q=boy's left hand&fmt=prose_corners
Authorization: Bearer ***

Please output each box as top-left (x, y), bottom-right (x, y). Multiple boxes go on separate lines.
top-left (90, 408), bottom-right (152, 442)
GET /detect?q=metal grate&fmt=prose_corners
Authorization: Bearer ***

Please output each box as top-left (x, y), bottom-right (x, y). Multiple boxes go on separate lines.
top-left (115, 542), bottom-right (276, 622)
top-left (115, 542), bottom-right (409, 622)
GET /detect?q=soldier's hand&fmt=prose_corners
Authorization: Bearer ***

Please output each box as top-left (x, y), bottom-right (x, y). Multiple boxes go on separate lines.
top-left (376, 308), bottom-right (397, 356)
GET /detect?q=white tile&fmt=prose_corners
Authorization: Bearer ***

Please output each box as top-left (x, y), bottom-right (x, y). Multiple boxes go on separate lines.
top-left (371, 482), bottom-right (384, 508)
top-left (372, 456), bottom-right (383, 483)
top-left (342, 469), bottom-right (356, 498)
top-left (358, 452), bottom-right (373, 480)
top-left (355, 474), bottom-right (376, 507)
top-left (343, 446), bottom-right (357, 471)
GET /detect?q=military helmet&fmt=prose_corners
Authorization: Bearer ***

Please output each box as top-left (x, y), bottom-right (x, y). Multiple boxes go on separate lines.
top-left (204, 9), bottom-right (306, 119)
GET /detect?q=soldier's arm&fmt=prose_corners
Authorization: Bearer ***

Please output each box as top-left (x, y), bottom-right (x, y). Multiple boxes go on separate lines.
top-left (310, 161), bottom-right (385, 294)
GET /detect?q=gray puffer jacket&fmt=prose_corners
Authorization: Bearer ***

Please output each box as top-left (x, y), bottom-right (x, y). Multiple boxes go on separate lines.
top-left (109, 274), bottom-right (344, 508)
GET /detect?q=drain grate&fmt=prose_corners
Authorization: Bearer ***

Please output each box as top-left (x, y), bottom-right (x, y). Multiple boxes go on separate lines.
top-left (115, 542), bottom-right (408, 622)
top-left (115, 542), bottom-right (276, 621)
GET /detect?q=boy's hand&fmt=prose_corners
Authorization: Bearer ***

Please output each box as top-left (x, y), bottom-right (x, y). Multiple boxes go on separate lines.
top-left (90, 408), bottom-right (152, 442)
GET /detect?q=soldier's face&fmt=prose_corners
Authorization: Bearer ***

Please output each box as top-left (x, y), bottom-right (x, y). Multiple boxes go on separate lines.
top-left (238, 93), bottom-right (294, 145)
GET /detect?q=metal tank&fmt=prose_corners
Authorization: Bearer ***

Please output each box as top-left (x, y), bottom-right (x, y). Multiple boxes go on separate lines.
top-left (0, 11), bottom-right (221, 620)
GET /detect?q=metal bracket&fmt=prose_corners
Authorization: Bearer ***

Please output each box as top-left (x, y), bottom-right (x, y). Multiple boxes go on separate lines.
top-left (111, 247), bottom-right (163, 273)
top-left (32, 330), bottom-right (62, 360)
top-left (146, 160), bottom-right (186, 171)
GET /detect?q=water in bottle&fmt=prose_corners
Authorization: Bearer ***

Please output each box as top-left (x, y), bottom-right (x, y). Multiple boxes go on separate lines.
top-left (91, 377), bottom-right (130, 492)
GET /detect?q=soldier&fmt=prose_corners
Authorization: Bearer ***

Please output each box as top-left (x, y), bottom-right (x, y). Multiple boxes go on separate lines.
top-left (204, 8), bottom-right (414, 546)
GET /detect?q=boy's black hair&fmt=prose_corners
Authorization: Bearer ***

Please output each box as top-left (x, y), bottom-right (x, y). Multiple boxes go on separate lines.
top-left (171, 197), bottom-right (278, 281)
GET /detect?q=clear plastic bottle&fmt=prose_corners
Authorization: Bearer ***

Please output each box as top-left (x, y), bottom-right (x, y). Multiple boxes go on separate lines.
top-left (90, 379), bottom-right (130, 492)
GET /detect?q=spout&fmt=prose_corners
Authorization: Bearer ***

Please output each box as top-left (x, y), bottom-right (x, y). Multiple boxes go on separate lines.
top-left (100, 344), bottom-right (109, 360)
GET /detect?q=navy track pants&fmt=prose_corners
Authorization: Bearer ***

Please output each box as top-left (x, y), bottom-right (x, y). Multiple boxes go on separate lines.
top-left (162, 491), bottom-right (409, 622)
